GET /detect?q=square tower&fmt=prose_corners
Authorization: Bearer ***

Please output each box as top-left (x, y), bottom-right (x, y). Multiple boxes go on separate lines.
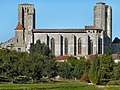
top-left (18, 3), bottom-right (35, 51)
top-left (94, 2), bottom-right (112, 54)
top-left (18, 3), bottom-right (35, 30)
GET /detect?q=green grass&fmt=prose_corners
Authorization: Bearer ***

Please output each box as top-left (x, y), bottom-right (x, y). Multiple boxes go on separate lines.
top-left (0, 81), bottom-right (120, 90)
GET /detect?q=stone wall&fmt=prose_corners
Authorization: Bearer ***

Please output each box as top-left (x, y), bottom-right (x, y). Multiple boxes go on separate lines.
top-left (33, 32), bottom-right (89, 56)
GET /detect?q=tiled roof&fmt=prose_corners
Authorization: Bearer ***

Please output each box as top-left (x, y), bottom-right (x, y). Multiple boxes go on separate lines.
top-left (55, 56), bottom-right (70, 60)
top-left (15, 22), bottom-right (24, 30)
top-left (32, 29), bottom-right (87, 33)
top-left (85, 26), bottom-right (96, 29)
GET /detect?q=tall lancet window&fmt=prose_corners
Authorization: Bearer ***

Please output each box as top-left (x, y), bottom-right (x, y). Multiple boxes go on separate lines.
top-left (90, 40), bottom-right (93, 54)
top-left (51, 38), bottom-right (55, 54)
top-left (65, 38), bottom-right (68, 55)
top-left (88, 40), bottom-right (93, 55)
top-left (78, 38), bottom-right (82, 54)
top-left (60, 35), bottom-right (63, 55)
top-left (47, 35), bottom-right (49, 46)
top-left (74, 36), bottom-right (76, 55)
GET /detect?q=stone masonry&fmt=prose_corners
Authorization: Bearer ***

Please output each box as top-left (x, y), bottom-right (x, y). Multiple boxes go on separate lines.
top-left (1, 2), bottom-right (114, 57)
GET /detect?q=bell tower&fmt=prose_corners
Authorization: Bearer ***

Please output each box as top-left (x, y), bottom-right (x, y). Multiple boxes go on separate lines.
top-left (18, 3), bottom-right (35, 30)
top-left (94, 2), bottom-right (112, 54)
top-left (18, 3), bottom-right (35, 51)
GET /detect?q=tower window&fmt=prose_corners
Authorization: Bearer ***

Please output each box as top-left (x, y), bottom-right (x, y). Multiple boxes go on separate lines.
top-left (17, 39), bottom-right (18, 43)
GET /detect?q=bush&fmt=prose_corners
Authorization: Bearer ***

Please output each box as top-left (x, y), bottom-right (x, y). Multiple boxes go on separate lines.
top-left (107, 80), bottom-right (120, 85)
top-left (13, 76), bottom-right (32, 84)
top-left (0, 76), bottom-right (11, 83)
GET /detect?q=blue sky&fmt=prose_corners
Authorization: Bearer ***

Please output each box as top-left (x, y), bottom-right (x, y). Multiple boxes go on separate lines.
top-left (0, 0), bottom-right (120, 42)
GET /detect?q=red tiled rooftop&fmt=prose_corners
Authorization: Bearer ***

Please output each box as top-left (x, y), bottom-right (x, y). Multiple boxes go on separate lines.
top-left (15, 22), bottom-right (24, 30)
top-left (55, 56), bottom-right (70, 60)
top-left (112, 54), bottom-right (120, 59)
top-left (85, 26), bottom-right (96, 29)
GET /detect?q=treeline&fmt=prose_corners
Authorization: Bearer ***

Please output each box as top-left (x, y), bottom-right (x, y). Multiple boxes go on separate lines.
top-left (0, 40), bottom-right (120, 85)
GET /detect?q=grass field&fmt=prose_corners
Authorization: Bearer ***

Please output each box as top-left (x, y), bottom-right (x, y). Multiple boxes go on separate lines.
top-left (0, 81), bottom-right (120, 90)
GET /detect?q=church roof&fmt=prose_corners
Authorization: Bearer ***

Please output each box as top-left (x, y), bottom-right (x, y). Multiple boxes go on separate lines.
top-left (112, 37), bottom-right (120, 43)
top-left (85, 26), bottom-right (96, 29)
top-left (15, 22), bottom-right (24, 30)
top-left (32, 29), bottom-right (87, 33)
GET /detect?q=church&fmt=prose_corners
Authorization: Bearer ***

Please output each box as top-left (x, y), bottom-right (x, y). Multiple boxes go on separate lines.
top-left (1, 2), bottom-right (114, 58)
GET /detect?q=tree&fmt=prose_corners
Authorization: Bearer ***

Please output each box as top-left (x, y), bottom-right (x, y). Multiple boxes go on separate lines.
top-left (67, 56), bottom-right (79, 67)
top-left (42, 59), bottom-right (57, 78)
top-left (72, 57), bottom-right (90, 80)
top-left (28, 40), bottom-right (56, 80)
top-left (99, 55), bottom-right (114, 84)
top-left (57, 61), bottom-right (72, 79)
top-left (88, 55), bottom-right (115, 85)
top-left (88, 57), bottom-right (100, 85)
top-left (113, 62), bottom-right (120, 80)
top-left (29, 40), bottom-right (54, 59)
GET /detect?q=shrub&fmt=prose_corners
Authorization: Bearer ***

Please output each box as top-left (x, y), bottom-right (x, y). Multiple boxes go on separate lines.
top-left (107, 80), bottom-right (120, 85)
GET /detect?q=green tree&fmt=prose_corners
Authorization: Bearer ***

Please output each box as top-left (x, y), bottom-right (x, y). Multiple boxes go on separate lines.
top-left (89, 55), bottom-right (114, 85)
top-left (113, 62), bottom-right (120, 80)
top-left (67, 56), bottom-right (79, 67)
top-left (43, 59), bottom-right (57, 78)
top-left (99, 55), bottom-right (114, 84)
top-left (28, 40), bottom-right (56, 80)
top-left (29, 40), bottom-right (54, 59)
top-left (57, 61), bottom-right (72, 79)
top-left (88, 57), bottom-right (100, 85)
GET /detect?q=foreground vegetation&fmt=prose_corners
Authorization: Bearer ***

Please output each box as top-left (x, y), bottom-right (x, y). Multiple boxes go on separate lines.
top-left (0, 40), bottom-right (120, 86)
top-left (0, 81), bottom-right (120, 90)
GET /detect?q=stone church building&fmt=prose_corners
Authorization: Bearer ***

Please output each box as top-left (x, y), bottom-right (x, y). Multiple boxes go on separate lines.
top-left (1, 2), bottom-right (114, 57)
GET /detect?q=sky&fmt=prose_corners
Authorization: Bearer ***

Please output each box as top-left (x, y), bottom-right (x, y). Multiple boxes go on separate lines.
top-left (0, 0), bottom-right (120, 42)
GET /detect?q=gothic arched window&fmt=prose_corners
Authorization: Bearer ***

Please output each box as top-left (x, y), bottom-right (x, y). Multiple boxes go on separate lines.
top-left (74, 36), bottom-right (76, 55)
top-left (90, 40), bottom-right (93, 54)
top-left (60, 35), bottom-right (63, 55)
top-left (51, 38), bottom-right (55, 54)
top-left (78, 38), bottom-right (82, 54)
top-left (65, 38), bottom-right (68, 55)
top-left (88, 39), bottom-right (93, 55)
top-left (47, 35), bottom-right (49, 46)
top-left (98, 38), bottom-right (102, 54)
